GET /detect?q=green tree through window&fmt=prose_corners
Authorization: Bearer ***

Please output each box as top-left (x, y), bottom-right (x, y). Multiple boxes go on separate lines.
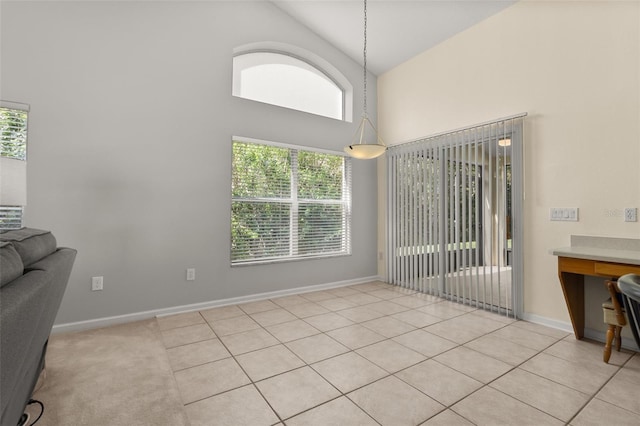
top-left (1, 107), bottom-right (27, 160)
top-left (231, 140), bottom-right (351, 264)
top-left (0, 105), bottom-right (28, 230)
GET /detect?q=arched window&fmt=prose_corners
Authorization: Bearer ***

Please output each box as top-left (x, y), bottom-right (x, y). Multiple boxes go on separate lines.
top-left (232, 45), bottom-right (351, 121)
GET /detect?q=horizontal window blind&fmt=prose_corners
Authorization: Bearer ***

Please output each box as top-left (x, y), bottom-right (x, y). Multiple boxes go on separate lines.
top-left (232, 139), bottom-right (351, 265)
top-left (0, 206), bottom-right (23, 230)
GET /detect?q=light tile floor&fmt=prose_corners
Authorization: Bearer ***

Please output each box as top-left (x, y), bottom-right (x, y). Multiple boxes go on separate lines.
top-left (157, 281), bottom-right (640, 426)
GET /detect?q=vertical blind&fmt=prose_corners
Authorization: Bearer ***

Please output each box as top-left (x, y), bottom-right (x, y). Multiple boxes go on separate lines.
top-left (231, 139), bottom-right (351, 265)
top-left (386, 115), bottom-right (525, 316)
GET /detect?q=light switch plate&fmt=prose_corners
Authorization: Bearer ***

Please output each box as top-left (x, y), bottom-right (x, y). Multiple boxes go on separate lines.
top-left (550, 208), bottom-right (579, 222)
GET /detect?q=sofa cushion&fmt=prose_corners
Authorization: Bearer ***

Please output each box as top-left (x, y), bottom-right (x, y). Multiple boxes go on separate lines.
top-left (0, 228), bottom-right (57, 267)
top-left (0, 242), bottom-right (24, 288)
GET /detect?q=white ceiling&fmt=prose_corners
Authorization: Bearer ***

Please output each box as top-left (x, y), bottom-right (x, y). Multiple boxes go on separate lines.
top-left (272, 0), bottom-right (517, 76)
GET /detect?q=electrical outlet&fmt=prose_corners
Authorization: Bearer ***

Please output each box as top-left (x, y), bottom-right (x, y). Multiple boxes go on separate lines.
top-left (91, 276), bottom-right (103, 291)
top-left (186, 268), bottom-right (196, 281)
top-left (625, 208), bottom-right (638, 222)
top-left (604, 209), bottom-right (623, 218)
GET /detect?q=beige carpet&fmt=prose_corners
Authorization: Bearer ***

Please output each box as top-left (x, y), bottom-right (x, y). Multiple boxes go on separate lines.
top-left (24, 319), bottom-right (189, 426)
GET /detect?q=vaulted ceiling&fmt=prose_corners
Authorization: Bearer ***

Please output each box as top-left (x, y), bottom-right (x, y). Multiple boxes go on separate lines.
top-left (272, 0), bottom-right (517, 75)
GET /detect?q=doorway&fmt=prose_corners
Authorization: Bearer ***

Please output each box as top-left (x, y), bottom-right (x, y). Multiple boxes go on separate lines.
top-left (386, 115), bottom-right (524, 317)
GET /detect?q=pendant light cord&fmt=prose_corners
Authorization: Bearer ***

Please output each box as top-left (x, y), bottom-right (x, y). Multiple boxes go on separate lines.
top-left (363, 0), bottom-right (368, 117)
top-left (344, 0), bottom-right (386, 158)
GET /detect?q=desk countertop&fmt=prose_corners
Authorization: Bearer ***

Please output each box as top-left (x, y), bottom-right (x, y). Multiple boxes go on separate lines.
top-left (551, 235), bottom-right (640, 266)
top-left (551, 246), bottom-right (640, 266)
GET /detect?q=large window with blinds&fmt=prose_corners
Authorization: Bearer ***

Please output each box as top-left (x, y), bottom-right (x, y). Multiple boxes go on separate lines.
top-left (231, 138), bottom-right (352, 265)
top-left (0, 103), bottom-right (28, 230)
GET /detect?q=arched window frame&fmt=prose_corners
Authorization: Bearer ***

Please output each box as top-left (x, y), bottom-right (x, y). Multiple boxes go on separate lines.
top-left (232, 42), bottom-right (353, 122)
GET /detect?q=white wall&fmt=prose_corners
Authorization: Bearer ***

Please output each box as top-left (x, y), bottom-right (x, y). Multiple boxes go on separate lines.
top-left (1, 1), bottom-right (379, 325)
top-left (378, 1), bottom-right (640, 327)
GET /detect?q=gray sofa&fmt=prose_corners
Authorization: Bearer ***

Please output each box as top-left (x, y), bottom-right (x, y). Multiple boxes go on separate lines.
top-left (0, 228), bottom-right (76, 426)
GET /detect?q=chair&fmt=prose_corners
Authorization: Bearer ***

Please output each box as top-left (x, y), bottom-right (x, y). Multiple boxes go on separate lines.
top-left (618, 274), bottom-right (640, 350)
top-left (602, 279), bottom-right (627, 363)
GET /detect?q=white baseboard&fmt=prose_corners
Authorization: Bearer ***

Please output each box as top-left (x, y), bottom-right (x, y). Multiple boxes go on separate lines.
top-left (518, 312), bottom-right (574, 334)
top-left (520, 312), bottom-right (640, 352)
top-left (52, 275), bottom-right (382, 334)
top-left (584, 328), bottom-right (640, 352)
top-left (56, 278), bottom-right (640, 352)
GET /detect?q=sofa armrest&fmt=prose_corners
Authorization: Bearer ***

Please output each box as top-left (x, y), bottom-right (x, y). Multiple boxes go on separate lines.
top-left (27, 247), bottom-right (77, 334)
top-left (0, 247), bottom-right (76, 426)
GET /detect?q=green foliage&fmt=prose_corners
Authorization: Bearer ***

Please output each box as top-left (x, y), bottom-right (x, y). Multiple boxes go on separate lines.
top-left (231, 202), bottom-right (290, 261)
top-left (298, 151), bottom-right (343, 200)
top-left (232, 142), bottom-right (290, 198)
top-left (0, 108), bottom-right (27, 160)
top-left (298, 203), bottom-right (344, 254)
top-left (231, 141), bottom-right (349, 262)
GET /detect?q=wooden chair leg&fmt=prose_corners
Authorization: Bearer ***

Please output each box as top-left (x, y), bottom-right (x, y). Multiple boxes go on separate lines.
top-left (604, 324), bottom-right (615, 363)
top-left (615, 326), bottom-right (622, 352)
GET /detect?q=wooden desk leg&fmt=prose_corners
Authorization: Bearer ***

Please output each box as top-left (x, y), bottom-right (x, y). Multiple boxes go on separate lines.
top-left (559, 271), bottom-right (585, 339)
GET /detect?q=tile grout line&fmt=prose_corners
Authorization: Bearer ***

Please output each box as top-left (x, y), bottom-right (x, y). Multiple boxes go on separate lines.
top-left (159, 282), bottom-right (637, 425)
top-left (224, 291), bottom-right (370, 424)
top-left (197, 312), bottom-right (287, 424)
top-left (563, 353), bottom-right (636, 425)
top-left (268, 300), bottom-right (481, 423)
top-left (166, 289), bottom-right (486, 422)
top-left (457, 327), bottom-right (636, 425)
top-left (416, 321), bottom-right (571, 423)
top-left (166, 288), bottom-right (428, 422)
top-left (461, 335), bottom-right (571, 424)
top-left (198, 300), bottom-right (388, 424)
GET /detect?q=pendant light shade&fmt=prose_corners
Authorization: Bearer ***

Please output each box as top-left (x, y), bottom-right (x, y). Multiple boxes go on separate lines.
top-left (345, 115), bottom-right (386, 159)
top-left (344, 0), bottom-right (387, 160)
top-left (345, 142), bottom-right (387, 159)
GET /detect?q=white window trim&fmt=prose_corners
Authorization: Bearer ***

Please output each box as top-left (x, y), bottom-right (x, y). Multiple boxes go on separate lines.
top-left (232, 42), bottom-right (353, 123)
top-left (231, 136), bottom-right (352, 266)
top-left (233, 136), bottom-right (350, 158)
top-left (0, 100), bottom-right (30, 112)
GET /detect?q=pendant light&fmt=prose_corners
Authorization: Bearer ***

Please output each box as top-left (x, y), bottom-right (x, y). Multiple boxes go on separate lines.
top-left (344, 0), bottom-right (387, 160)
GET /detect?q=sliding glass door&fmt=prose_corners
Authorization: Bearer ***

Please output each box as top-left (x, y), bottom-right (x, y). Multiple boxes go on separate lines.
top-left (386, 116), bottom-right (524, 317)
